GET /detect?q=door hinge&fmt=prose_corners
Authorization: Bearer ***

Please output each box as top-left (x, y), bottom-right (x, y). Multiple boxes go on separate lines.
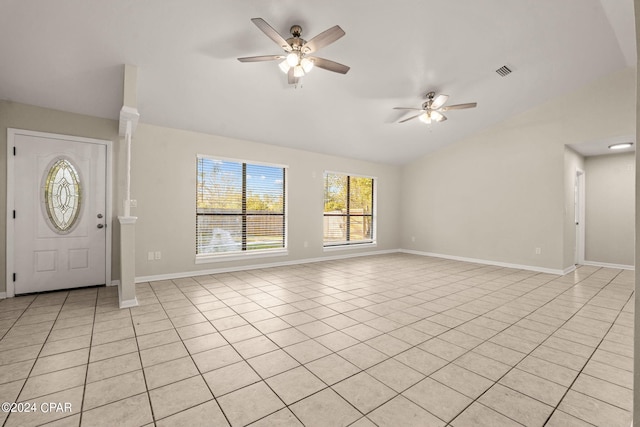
top-left (13, 146), bottom-right (16, 156)
top-left (12, 273), bottom-right (16, 282)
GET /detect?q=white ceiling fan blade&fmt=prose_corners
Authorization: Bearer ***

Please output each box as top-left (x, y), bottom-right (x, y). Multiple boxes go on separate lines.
top-left (237, 55), bottom-right (284, 62)
top-left (251, 18), bottom-right (292, 52)
top-left (287, 68), bottom-right (299, 85)
top-left (393, 107), bottom-right (423, 111)
top-left (399, 112), bottom-right (425, 123)
top-left (308, 57), bottom-right (350, 74)
top-left (431, 94), bottom-right (449, 109)
top-left (301, 25), bottom-right (345, 54)
top-left (441, 102), bottom-right (477, 111)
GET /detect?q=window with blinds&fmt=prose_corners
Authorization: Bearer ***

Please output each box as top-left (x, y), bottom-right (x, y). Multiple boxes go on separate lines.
top-left (324, 172), bottom-right (375, 246)
top-left (196, 156), bottom-right (286, 256)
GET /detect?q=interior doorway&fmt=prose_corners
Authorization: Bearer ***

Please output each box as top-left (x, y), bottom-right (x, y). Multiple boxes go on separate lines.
top-left (574, 169), bottom-right (585, 265)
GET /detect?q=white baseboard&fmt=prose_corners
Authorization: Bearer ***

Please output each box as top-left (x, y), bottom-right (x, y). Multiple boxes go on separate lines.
top-left (400, 249), bottom-right (569, 275)
top-left (4, 252), bottom-right (625, 301)
top-left (581, 260), bottom-right (635, 270)
top-left (119, 296), bottom-right (139, 309)
top-left (136, 249), bottom-right (401, 283)
top-left (136, 248), bottom-right (594, 283)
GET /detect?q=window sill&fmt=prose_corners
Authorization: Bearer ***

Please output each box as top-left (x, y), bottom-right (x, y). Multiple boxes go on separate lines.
top-left (323, 242), bottom-right (377, 252)
top-left (195, 249), bottom-right (288, 264)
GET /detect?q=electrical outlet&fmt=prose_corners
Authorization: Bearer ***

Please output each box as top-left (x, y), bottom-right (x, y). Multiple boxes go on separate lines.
top-left (411, 236), bottom-right (416, 242)
top-left (130, 199), bottom-right (137, 208)
top-left (535, 247), bottom-right (541, 255)
top-left (154, 251), bottom-right (162, 260)
top-left (303, 241), bottom-right (308, 248)
top-left (147, 252), bottom-right (154, 261)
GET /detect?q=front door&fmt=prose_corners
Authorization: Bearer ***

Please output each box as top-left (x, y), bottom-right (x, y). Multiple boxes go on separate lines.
top-left (11, 130), bottom-right (109, 295)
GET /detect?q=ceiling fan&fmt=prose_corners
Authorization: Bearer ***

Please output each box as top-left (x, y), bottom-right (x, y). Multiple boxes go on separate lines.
top-left (394, 92), bottom-right (477, 124)
top-left (237, 18), bottom-right (350, 85)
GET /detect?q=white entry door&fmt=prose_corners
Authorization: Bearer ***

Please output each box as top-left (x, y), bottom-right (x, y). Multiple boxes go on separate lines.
top-left (10, 130), bottom-right (109, 295)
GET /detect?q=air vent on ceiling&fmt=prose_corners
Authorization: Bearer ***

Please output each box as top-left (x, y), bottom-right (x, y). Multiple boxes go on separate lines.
top-left (496, 65), bottom-right (512, 77)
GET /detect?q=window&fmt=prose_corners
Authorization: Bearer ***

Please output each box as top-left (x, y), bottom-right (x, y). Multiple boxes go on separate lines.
top-left (324, 172), bottom-right (375, 246)
top-left (196, 156), bottom-right (286, 257)
top-left (44, 157), bottom-right (82, 234)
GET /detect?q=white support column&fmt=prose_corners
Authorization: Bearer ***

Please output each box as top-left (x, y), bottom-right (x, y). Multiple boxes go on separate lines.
top-left (117, 113), bottom-right (139, 309)
top-left (124, 120), bottom-right (132, 217)
top-left (117, 64), bottom-right (140, 309)
top-left (118, 106), bottom-right (139, 213)
top-left (118, 216), bottom-right (138, 308)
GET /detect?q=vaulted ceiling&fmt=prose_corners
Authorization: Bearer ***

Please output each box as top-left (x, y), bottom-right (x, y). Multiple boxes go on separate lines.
top-left (0, 0), bottom-right (635, 164)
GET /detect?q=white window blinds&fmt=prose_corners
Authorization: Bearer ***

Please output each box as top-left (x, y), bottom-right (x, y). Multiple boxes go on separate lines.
top-left (196, 157), bottom-right (286, 255)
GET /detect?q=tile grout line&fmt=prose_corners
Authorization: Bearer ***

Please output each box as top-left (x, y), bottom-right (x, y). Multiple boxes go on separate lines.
top-left (164, 262), bottom-right (631, 426)
top-left (141, 280), bottom-right (231, 425)
top-left (385, 266), bottom-right (626, 426)
top-left (145, 277), bottom-right (236, 426)
top-left (168, 275), bottom-right (324, 426)
top-left (1, 293), bottom-right (46, 427)
top-left (129, 297), bottom-right (159, 426)
top-left (2, 257), bottom-right (630, 427)
top-left (540, 270), bottom-right (634, 426)
top-left (128, 262), bottom-right (631, 426)
top-left (145, 262), bottom-right (571, 425)
top-left (78, 289), bottom-right (101, 427)
top-left (438, 267), bottom-right (631, 426)
top-left (168, 273), bottom-right (368, 424)
top-left (156, 259), bottom-right (565, 425)
top-left (2, 289), bottom-right (81, 427)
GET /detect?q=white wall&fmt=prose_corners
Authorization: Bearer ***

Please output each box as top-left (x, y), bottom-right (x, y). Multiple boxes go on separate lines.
top-left (400, 67), bottom-right (636, 272)
top-left (584, 152), bottom-right (635, 266)
top-left (130, 123), bottom-right (401, 280)
top-left (0, 101), bottom-right (400, 291)
top-left (0, 68), bottom-right (634, 292)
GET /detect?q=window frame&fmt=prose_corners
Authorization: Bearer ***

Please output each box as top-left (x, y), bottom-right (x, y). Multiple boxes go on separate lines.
top-left (195, 154), bottom-right (288, 264)
top-left (323, 170), bottom-right (377, 249)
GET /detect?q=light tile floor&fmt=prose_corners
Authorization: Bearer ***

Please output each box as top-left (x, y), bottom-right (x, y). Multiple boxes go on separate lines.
top-left (0, 254), bottom-right (634, 427)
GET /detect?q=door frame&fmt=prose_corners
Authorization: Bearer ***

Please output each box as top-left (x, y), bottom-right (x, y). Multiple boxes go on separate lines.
top-left (6, 128), bottom-right (113, 298)
top-left (575, 168), bottom-right (586, 265)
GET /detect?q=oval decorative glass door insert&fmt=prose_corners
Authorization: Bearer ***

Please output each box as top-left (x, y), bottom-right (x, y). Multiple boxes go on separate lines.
top-left (44, 158), bottom-right (82, 233)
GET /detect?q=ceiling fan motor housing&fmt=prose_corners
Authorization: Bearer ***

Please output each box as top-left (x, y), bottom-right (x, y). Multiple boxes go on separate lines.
top-left (287, 25), bottom-right (307, 52)
top-left (290, 25), bottom-right (302, 37)
top-left (287, 37), bottom-right (305, 51)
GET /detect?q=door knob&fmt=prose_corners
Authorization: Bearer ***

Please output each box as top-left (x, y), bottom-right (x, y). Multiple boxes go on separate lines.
top-left (97, 224), bottom-right (105, 229)
top-left (97, 213), bottom-right (103, 218)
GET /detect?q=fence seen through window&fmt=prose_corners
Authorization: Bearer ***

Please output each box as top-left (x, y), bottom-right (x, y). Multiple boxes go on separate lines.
top-left (324, 172), bottom-right (374, 246)
top-left (196, 157), bottom-right (286, 255)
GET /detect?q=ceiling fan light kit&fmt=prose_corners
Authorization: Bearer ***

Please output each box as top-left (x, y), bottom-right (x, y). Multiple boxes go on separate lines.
top-left (419, 110), bottom-right (446, 124)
